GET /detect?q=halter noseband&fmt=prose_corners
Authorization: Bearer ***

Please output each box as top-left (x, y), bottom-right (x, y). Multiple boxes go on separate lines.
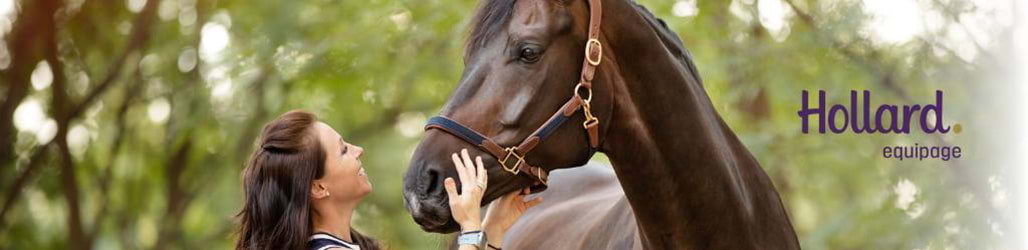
top-left (425, 0), bottom-right (604, 189)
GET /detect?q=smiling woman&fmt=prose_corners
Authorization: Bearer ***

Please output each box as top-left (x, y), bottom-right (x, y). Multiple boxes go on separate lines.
top-left (236, 110), bottom-right (381, 250)
top-left (236, 110), bottom-right (539, 250)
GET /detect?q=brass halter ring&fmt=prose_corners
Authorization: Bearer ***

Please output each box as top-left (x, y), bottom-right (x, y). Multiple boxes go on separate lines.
top-left (574, 82), bottom-right (593, 104)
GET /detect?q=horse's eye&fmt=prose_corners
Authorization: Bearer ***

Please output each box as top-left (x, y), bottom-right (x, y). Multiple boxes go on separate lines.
top-left (518, 46), bottom-right (543, 63)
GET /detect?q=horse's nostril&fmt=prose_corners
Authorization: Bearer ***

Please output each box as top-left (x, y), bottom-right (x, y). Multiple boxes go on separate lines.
top-left (425, 168), bottom-right (442, 196)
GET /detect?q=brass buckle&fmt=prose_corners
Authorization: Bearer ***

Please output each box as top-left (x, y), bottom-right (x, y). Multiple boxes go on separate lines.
top-left (500, 147), bottom-right (524, 175)
top-left (585, 39), bottom-right (602, 66)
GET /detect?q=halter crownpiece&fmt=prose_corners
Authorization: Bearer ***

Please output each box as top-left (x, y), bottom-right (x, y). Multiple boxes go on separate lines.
top-left (424, 0), bottom-right (604, 189)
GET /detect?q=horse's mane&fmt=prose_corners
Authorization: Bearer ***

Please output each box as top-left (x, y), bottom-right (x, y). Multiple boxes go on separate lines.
top-left (464, 0), bottom-right (703, 84)
top-left (628, 2), bottom-right (704, 85)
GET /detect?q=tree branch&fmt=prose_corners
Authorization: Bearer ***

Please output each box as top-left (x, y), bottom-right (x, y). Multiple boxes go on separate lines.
top-left (87, 68), bottom-right (145, 239)
top-left (153, 136), bottom-right (194, 250)
top-left (0, 0), bottom-right (62, 171)
top-left (0, 143), bottom-right (52, 229)
top-left (65, 0), bottom-right (162, 121)
top-left (57, 129), bottom-right (88, 250)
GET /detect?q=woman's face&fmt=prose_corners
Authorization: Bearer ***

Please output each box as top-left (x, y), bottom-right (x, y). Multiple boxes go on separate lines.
top-left (313, 121), bottom-right (372, 203)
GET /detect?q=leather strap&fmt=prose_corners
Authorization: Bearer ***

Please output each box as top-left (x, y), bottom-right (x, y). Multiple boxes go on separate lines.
top-left (579, 0), bottom-right (602, 148)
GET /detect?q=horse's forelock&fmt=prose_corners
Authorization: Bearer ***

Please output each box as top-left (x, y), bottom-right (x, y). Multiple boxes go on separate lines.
top-left (465, 0), bottom-right (518, 59)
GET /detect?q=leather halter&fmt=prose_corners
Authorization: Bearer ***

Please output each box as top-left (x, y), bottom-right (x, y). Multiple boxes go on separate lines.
top-left (425, 0), bottom-right (604, 189)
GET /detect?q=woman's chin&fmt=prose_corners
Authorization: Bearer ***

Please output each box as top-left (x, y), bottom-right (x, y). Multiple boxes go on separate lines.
top-left (361, 178), bottom-right (373, 194)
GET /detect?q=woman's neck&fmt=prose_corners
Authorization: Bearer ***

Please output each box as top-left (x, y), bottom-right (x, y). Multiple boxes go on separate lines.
top-left (312, 201), bottom-right (356, 242)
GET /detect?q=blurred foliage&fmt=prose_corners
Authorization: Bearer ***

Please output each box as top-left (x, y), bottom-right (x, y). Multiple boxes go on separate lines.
top-left (0, 0), bottom-right (1018, 249)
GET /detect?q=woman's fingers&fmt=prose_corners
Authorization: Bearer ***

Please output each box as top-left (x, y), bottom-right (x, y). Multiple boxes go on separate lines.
top-left (499, 189), bottom-right (521, 205)
top-left (444, 178), bottom-right (460, 203)
top-left (451, 149), bottom-right (489, 197)
top-left (524, 197), bottom-right (543, 208)
top-left (451, 152), bottom-right (465, 172)
top-left (451, 152), bottom-right (470, 193)
top-left (476, 156), bottom-right (487, 189)
top-left (460, 149), bottom-right (476, 177)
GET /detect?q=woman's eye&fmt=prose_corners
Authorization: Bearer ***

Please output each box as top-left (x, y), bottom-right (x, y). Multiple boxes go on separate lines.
top-left (518, 46), bottom-right (542, 63)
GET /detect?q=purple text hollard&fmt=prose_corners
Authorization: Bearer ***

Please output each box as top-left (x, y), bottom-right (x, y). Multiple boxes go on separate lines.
top-left (798, 90), bottom-right (951, 134)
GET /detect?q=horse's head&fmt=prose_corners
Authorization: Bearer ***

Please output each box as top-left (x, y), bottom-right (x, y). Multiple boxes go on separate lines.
top-left (403, 0), bottom-right (612, 233)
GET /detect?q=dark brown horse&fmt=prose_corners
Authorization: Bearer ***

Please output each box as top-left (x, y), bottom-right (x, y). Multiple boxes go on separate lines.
top-left (403, 0), bottom-right (800, 249)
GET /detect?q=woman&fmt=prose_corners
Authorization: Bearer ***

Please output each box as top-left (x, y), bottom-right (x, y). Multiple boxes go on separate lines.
top-left (236, 110), bottom-right (540, 250)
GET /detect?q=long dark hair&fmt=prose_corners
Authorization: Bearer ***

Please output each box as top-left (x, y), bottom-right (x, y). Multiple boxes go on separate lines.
top-left (236, 110), bottom-right (381, 250)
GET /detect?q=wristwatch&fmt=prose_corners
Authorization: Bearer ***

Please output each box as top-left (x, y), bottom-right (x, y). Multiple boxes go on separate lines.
top-left (457, 230), bottom-right (488, 249)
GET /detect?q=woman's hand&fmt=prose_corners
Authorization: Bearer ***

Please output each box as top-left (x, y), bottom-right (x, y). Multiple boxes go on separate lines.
top-left (482, 188), bottom-right (543, 247)
top-left (444, 148), bottom-right (488, 232)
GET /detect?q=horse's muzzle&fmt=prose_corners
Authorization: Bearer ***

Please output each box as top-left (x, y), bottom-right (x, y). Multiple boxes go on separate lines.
top-left (403, 135), bottom-right (464, 233)
top-left (403, 190), bottom-right (460, 233)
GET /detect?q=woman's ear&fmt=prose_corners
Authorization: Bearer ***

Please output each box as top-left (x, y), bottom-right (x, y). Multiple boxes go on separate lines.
top-left (310, 180), bottom-right (330, 199)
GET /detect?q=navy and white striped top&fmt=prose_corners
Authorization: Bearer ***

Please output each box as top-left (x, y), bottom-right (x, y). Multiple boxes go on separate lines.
top-left (308, 232), bottom-right (360, 250)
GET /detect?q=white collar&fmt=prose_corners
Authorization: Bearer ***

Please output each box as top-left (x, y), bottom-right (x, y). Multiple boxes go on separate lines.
top-left (310, 232), bottom-right (360, 250)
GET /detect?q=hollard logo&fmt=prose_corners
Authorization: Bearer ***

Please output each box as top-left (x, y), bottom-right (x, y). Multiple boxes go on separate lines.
top-left (797, 90), bottom-right (963, 161)
top-left (797, 90), bottom-right (957, 134)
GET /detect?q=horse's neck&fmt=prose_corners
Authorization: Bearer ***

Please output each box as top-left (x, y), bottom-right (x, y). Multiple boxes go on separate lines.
top-left (596, 1), bottom-right (798, 248)
top-left (602, 57), bottom-right (766, 249)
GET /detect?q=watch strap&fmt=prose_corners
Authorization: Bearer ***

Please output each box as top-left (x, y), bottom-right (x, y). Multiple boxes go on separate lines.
top-left (457, 230), bottom-right (485, 247)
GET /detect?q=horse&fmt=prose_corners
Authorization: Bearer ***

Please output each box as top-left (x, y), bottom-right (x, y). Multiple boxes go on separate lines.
top-left (402, 0), bottom-right (801, 249)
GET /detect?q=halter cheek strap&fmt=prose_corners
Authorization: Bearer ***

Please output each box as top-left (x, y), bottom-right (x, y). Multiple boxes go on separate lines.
top-left (424, 0), bottom-right (604, 188)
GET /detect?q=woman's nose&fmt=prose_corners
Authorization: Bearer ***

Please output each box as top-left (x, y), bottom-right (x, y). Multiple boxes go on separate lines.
top-left (356, 145), bottom-right (364, 157)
